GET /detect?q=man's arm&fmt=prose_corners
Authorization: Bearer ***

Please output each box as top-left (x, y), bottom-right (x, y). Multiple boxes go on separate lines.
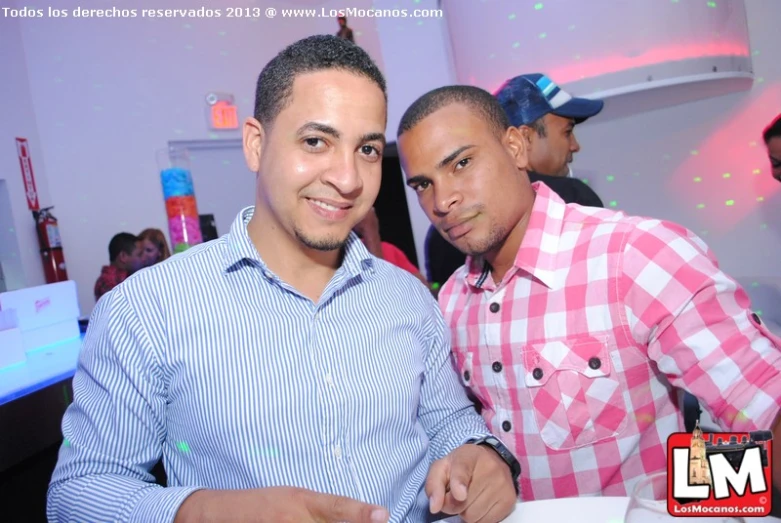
top-left (416, 287), bottom-right (492, 460)
top-left (621, 220), bottom-right (781, 487)
top-left (47, 286), bottom-right (202, 522)
top-left (420, 284), bottom-right (518, 520)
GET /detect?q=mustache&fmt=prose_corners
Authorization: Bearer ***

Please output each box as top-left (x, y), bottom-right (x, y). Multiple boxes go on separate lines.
top-left (437, 206), bottom-right (483, 230)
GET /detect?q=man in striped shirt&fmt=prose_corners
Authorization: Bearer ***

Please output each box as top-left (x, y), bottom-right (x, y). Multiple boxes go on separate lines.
top-left (397, 85), bottom-right (781, 501)
top-left (48, 38), bottom-right (519, 523)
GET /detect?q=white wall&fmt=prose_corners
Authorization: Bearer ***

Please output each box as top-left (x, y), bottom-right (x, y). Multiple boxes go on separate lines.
top-left (4, 0), bottom-right (780, 318)
top-left (0, 181), bottom-right (23, 291)
top-left (575, 0), bottom-right (781, 307)
top-left (0, 13), bottom-right (50, 291)
top-left (10, 0), bottom-right (387, 315)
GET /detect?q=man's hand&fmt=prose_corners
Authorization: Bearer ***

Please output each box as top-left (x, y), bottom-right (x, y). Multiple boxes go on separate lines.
top-left (175, 486), bottom-right (390, 523)
top-left (426, 444), bottom-right (516, 523)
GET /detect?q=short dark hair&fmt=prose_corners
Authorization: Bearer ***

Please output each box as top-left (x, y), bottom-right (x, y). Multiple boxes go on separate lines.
top-left (254, 35), bottom-right (386, 131)
top-left (108, 233), bottom-right (139, 263)
top-left (763, 114), bottom-right (781, 144)
top-left (397, 85), bottom-right (510, 138)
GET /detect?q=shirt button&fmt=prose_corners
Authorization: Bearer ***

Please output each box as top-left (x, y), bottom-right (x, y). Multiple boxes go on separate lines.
top-left (325, 373), bottom-right (334, 385)
top-left (502, 420), bottom-right (512, 432)
top-left (588, 357), bottom-right (601, 370)
top-left (532, 367), bottom-right (543, 380)
top-left (489, 303), bottom-right (500, 313)
top-left (492, 361), bottom-right (503, 373)
top-left (333, 445), bottom-right (342, 459)
top-left (463, 370), bottom-right (471, 381)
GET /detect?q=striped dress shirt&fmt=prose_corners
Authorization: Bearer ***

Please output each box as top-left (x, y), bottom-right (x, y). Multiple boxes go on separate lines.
top-left (48, 208), bottom-right (491, 523)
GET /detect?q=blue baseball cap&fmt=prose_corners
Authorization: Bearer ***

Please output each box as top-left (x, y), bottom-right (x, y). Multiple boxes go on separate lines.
top-left (495, 73), bottom-right (604, 127)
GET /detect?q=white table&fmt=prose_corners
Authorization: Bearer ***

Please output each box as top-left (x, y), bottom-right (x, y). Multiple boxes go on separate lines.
top-left (0, 334), bottom-right (82, 406)
top-left (442, 497), bottom-right (779, 522)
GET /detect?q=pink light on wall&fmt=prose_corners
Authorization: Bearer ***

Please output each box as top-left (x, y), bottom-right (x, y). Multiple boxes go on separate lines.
top-left (445, 0), bottom-right (753, 97)
top-left (485, 40), bottom-right (751, 95)
top-left (666, 82), bottom-right (781, 234)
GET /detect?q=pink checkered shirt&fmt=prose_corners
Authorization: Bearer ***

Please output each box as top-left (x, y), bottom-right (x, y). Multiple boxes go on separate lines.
top-left (439, 181), bottom-right (781, 501)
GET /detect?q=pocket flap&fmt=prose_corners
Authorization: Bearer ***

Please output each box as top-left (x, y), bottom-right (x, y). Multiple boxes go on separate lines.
top-left (523, 337), bottom-right (611, 388)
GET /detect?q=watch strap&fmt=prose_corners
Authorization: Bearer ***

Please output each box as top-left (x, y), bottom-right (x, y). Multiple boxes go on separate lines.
top-left (467, 435), bottom-right (521, 495)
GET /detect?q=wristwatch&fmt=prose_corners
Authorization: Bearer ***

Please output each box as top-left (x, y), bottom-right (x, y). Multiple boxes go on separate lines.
top-left (468, 435), bottom-right (521, 495)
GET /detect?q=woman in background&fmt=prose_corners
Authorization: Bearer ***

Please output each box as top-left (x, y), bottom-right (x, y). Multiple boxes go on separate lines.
top-left (138, 228), bottom-right (171, 268)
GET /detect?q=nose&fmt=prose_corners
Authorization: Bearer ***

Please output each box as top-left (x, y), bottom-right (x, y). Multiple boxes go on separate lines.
top-left (431, 180), bottom-right (462, 216)
top-left (322, 150), bottom-right (363, 195)
top-left (570, 132), bottom-right (581, 153)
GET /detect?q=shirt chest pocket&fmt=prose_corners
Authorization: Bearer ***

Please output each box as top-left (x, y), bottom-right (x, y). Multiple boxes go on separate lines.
top-left (523, 337), bottom-right (629, 450)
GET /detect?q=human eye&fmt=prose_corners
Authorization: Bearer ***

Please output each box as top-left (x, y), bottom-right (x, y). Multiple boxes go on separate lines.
top-left (414, 180), bottom-right (431, 193)
top-left (303, 137), bottom-right (327, 151)
top-left (455, 157), bottom-right (471, 170)
top-left (360, 144), bottom-right (382, 161)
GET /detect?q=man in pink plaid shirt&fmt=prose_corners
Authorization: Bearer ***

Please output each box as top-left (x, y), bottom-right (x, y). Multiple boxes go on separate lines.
top-left (396, 85), bottom-right (781, 501)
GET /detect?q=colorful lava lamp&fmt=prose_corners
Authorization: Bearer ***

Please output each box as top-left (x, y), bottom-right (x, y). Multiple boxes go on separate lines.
top-left (157, 148), bottom-right (203, 254)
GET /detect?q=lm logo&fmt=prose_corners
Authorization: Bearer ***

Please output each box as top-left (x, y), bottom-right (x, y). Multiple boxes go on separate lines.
top-left (667, 424), bottom-right (773, 517)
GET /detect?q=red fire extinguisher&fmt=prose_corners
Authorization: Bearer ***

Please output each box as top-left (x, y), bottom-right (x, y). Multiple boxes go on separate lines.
top-left (33, 206), bottom-right (69, 284)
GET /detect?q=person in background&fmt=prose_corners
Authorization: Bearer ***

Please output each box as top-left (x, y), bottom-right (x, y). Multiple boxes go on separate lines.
top-left (336, 15), bottom-right (355, 43)
top-left (49, 36), bottom-right (519, 523)
top-left (764, 113), bottom-right (781, 182)
top-left (93, 232), bottom-right (144, 301)
top-left (424, 73), bottom-right (604, 286)
top-left (354, 208), bottom-right (430, 287)
top-left (496, 73), bottom-right (604, 180)
top-left (397, 84), bottom-right (781, 502)
top-left (139, 228), bottom-right (172, 267)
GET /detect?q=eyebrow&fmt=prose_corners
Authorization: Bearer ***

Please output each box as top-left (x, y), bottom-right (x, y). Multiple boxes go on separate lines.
top-left (362, 132), bottom-right (387, 147)
top-left (296, 122), bottom-right (386, 147)
top-left (406, 174), bottom-right (431, 187)
top-left (297, 122), bottom-right (339, 139)
top-left (406, 145), bottom-right (475, 188)
top-left (437, 145), bottom-right (475, 170)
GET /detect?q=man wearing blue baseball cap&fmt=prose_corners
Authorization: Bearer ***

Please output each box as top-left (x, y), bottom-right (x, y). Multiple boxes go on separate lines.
top-left (495, 73), bottom-right (603, 178)
top-left (424, 73), bottom-right (605, 288)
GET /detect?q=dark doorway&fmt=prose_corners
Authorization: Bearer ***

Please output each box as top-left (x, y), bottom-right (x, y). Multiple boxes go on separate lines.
top-left (375, 143), bottom-right (419, 268)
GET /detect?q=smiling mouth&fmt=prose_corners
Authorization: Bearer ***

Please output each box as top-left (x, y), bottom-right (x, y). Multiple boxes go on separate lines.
top-left (307, 198), bottom-right (352, 211)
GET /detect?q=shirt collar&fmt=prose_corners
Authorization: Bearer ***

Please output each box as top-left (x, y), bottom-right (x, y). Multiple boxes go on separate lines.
top-left (222, 206), bottom-right (375, 278)
top-left (465, 181), bottom-right (564, 290)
